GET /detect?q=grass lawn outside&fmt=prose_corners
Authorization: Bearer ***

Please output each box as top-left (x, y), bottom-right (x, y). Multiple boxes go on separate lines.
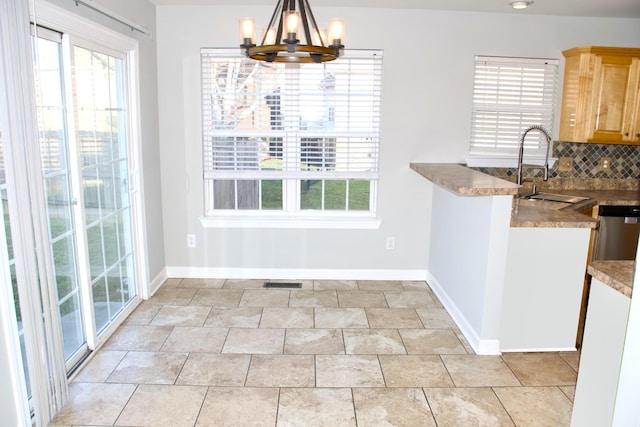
top-left (261, 179), bottom-right (371, 211)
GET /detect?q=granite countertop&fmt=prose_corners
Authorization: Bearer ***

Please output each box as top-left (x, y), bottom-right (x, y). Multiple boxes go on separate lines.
top-left (410, 163), bottom-right (520, 196)
top-left (588, 260), bottom-right (635, 298)
top-left (410, 162), bottom-right (638, 228)
top-left (511, 200), bottom-right (597, 228)
top-left (509, 188), bottom-right (639, 228)
top-left (536, 189), bottom-right (640, 207)
top-left (410, 163), bottom-right (598, 228)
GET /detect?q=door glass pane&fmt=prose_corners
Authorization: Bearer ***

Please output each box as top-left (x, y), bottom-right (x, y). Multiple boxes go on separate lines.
top-left (107, 265), bottom-right (125, 314)
top-left (116, 211), bottom-right (128, 258)
top-left (102, 215), bottom-right (119, 268)
top-left (73, 45), bottom-right (137, 334)
top-left (58, 294), bottom-right (84, 357)
top-left (45, 176), bottom-right (73, 239)
top-left (33, 34), bottom-right (86, 361)
top-left (100, 163), bottom-right (116, 215)
top-left (86, 223), bottom-right (105, 281)
top-left (114, 159), bottom-right (129, 210)
top-left (92, 277), bottom-right (109, 332)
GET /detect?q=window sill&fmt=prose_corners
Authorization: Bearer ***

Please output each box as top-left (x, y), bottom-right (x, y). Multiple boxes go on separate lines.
top-left (465, 156), bottom-right (557, 168)
top-left (199, 214), bottom-right (382, 229)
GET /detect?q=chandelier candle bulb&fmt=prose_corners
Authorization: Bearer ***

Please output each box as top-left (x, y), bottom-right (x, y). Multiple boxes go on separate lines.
top-left (239, 18), bottom-right (256, 45)
top-left (283, 10), bottom-right (300, 52)
top-left (284, 11), bottom-right (300, 36)
top-left (264, 28), bottom-right (277, 45)
top-left (328, 19), bottom-right (345, 46)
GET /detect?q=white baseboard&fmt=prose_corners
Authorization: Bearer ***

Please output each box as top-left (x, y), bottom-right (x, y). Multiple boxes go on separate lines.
top-left (501, 347), bottom-right (578, 353)
top-left (477, 340), bottom-right (501, 355)
top-left (426, 271), bottom-right (501, 355)
top-left (165, 266), bottom-right (428, 282)
top-left (148, 268), bottom-right (168, 297)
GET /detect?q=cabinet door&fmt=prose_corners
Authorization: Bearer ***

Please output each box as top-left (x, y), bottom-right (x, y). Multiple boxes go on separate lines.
top-left (590, 55), bottom-right (640, 143)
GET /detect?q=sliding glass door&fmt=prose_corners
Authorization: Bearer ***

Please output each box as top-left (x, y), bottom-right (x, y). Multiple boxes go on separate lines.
top-left (31, 29), bottom-right (139, 369)
top-left (72, 44), bottom-right (137, 334)
top-left (33, 29), bottom-right (86, 364)
top-left (0, 2), bottom-right (146, 422)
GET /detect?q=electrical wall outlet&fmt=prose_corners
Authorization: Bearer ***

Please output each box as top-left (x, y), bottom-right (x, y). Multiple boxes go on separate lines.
top-left (599, 157), bottom-right (611, 171)
top-left (187, 234), bottom-right (196, 248)
top-left (386, 236), bottom-right (396, 250)
top-left (558, 157), bottom-right (573, 172)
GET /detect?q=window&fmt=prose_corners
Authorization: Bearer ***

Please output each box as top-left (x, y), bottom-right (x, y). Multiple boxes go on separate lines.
top-left (201, 49), bottom-right (383, 228)
top-left (467, 55), bottom-right (559, 166)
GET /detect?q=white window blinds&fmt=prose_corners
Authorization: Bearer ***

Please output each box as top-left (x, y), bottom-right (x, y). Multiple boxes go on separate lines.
top-left (469, 55), bottom-right (558, 157)
top-left (201, 48), bottom-right (383, 181)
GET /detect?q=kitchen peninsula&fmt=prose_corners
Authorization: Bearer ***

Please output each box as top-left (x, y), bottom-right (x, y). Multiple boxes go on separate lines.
top-left (410, 163), bottom-right (596, 355)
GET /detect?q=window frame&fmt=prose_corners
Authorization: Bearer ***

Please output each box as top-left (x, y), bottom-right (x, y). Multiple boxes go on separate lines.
top-left (466, 55), bottom-right (559, 168)
top-left (200, 48), bottom-right (383, 229)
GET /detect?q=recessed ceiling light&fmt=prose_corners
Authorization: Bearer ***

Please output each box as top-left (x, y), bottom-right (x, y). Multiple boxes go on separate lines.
top-left (510, 1), bottom-right (533, 9)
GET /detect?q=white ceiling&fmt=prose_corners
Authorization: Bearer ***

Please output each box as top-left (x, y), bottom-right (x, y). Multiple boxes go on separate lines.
top-left (149, 0), bottom-right (640, 19)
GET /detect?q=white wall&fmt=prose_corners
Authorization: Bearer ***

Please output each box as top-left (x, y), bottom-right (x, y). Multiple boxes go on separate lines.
top-left (501, 227), bottom-right (591, 351)
top-left (156, 5), bottom-right (640, 276)
top-left (426, 185), bottom-right (512, 354)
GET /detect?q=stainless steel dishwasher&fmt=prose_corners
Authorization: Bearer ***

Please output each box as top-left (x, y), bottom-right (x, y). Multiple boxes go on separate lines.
top-left (594, 205), bottom-right (640, 260)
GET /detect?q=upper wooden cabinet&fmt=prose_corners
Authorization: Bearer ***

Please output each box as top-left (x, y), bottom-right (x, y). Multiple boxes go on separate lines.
top-left (559, 46), bottom-right (640, 144)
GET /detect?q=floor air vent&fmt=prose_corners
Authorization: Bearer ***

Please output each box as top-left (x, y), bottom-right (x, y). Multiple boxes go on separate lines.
top-left (264, 282), bottom-right (302, 289)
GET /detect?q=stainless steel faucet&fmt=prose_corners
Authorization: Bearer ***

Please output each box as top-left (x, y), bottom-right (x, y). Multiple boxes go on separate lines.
top-left (516, 125), bottom-right (552, 185)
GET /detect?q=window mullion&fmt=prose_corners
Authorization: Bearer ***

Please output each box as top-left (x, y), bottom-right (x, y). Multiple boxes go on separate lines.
top-left (284, 178), bottom-right (299, 214)
top-left (345, 181), bottom-right (350, 210)
top-left (283, 63), bottom-right (300, 212)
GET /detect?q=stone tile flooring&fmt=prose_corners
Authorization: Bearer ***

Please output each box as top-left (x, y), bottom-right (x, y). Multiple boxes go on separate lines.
top-left (50, 279), bottom-right (578, 426)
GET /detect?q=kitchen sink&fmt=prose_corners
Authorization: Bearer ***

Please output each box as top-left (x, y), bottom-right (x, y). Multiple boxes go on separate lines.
top-left (520, 192), bottom-right (589, 204)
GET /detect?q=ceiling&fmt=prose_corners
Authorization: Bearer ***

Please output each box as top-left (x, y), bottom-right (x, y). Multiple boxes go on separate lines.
top-left (148, 0), bottom-right (640, 19)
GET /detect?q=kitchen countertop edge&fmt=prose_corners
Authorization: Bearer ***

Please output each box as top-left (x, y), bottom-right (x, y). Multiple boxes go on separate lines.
top-left (410, 163), bottom-right (520, 196)
top-left (588, 260), bottom-right (635, 298)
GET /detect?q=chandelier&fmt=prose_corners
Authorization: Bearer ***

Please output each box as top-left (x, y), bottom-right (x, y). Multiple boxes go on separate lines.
top-left (239, 0), bottom-right (345, 63)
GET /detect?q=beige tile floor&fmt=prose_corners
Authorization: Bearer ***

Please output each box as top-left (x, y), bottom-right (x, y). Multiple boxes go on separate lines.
top-left (50, 279), bottom-right (578, 427)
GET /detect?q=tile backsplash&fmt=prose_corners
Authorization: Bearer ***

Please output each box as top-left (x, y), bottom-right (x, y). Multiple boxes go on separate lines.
top-left (473, 141), bottom-right (640, 182)
top-left (553, 141), bottom-right (640, 179)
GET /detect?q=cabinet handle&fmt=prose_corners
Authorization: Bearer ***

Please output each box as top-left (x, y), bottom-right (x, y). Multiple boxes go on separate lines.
top-left (636, 133), bottom-right (640, 138)
top-left (625, 132), bottom-right (629, 136)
